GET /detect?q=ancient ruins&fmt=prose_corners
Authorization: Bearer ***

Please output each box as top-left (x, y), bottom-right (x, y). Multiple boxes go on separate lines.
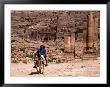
top-left (11, 11), bottom-right (100, 62)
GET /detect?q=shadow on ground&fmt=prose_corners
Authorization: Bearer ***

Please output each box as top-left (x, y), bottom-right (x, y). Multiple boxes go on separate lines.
top-left (28, 71), bottom-right (39, 75)
top-left (28, 71), bottom-right (44, 75)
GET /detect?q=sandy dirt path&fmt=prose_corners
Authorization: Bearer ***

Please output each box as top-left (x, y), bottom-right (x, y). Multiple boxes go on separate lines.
top-left (10, 59), bottom-right (100, 77)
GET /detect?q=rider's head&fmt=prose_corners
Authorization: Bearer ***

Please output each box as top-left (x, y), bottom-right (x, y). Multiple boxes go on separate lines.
top-left (40, 45), bottom-right (45, 49)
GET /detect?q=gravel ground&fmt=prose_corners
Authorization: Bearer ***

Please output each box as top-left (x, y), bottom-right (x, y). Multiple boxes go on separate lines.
top-left (10, 59), bottom-right (100, 77)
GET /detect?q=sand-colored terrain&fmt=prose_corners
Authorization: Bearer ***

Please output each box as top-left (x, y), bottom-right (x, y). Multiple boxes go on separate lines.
top-left (11, 59), bottom-right (100, 77)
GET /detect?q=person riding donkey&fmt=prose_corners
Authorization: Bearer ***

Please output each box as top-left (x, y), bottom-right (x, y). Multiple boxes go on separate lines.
top-left (33, 45), bottom-right (48, 68)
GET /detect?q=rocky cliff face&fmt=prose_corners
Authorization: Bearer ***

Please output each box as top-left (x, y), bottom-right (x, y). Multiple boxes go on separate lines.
top-left (11, 11), bottom-right (100, 62)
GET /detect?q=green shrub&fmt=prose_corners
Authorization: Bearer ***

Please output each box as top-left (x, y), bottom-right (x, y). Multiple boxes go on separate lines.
top-left (26, 52), bottom-right (36, 58)
top-left (19, 48), bottom-right (25, 53)
top-left (48, 58), bottom-right (53, 63)
top-left (11, 59), bottom-right (19, 63)
top-left (23, 59), bottom-right (28, 64)
top-left (56, 59), bottom-right (62, 64)
top-left (33, 52), bottom-right (37, 57)
top-left (29, 54), bottom-right (33, 58)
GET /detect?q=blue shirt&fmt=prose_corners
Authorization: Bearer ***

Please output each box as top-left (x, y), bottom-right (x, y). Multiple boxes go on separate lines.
top-left (38, 48), bottom-right (46, 56)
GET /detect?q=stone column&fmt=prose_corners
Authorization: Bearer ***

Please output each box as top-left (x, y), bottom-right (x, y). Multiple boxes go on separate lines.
top-left (70, 33), bottom-right (75, 52)
top-left (64, 34), bottom-right (71, 52)
top-left (88, 12), bottom-right (95, 47)
top-left (93, 12), bottom-right (99, 51)
top-left (88, 12), bottom-right (99, 54)
top-left (83, 30), bottom-right (87, 47)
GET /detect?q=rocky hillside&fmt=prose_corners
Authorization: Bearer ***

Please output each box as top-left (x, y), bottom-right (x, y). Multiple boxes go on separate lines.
top-left (11, 11), bottom-right (100, 63)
